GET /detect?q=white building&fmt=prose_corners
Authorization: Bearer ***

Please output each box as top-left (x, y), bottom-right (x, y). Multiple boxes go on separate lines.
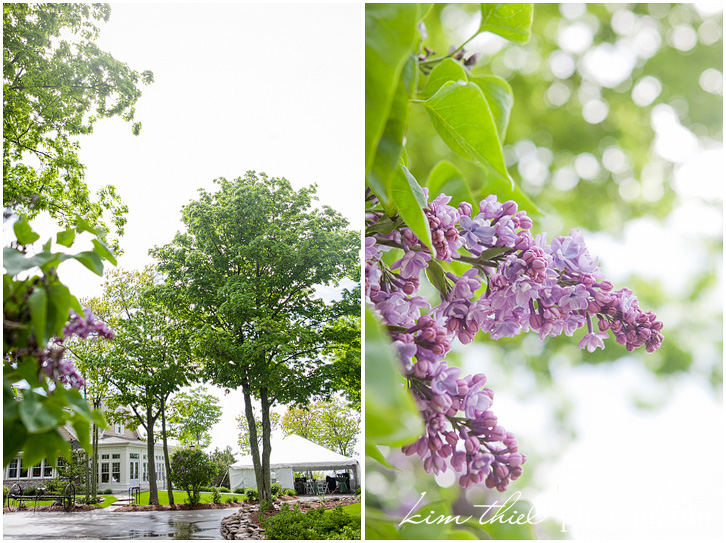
top-left (3, 422), bottom-right (171, 492)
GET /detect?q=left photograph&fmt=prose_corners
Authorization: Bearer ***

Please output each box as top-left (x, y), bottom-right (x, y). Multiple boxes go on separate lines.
top-left (3, 3), bottom-right (362, 540)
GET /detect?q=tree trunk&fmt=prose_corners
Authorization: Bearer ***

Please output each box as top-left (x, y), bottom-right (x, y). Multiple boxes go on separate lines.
top-left (160, 399), bottom-right (174, 505)
top-left (91, 396), bottom-right (100, 498)
top-left (146, 404), bottom-right (159, 505)
top-left (260, 387), bottom-right (273, 509)
top-left (242, 385), bottom-right (264, 501)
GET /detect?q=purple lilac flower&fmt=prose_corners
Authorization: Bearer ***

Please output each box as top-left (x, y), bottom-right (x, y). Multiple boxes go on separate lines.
top-left (366, 189), bottom-right (664, 493)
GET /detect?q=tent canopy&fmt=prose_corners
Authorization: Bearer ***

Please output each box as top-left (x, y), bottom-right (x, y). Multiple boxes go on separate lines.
top-left (230, 433), bottom-right (358, 471)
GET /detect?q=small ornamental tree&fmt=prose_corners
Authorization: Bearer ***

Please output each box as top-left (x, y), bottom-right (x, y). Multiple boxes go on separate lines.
top-left (169, 449), bottom-right (218, 506)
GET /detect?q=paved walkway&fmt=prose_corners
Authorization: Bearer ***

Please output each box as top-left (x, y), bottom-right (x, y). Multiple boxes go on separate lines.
top-left (2, 507), bottom-right (241, 540)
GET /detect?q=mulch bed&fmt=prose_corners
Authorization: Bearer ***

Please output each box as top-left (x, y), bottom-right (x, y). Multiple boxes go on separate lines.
top-left (251, 497), bottom-right (360, 527)
top-left (3, 504), bottom-right (99, 513)
top-left (114, 500), bottom-right (245, 512)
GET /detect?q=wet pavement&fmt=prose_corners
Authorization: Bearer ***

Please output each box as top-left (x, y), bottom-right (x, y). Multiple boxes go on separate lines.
top-left (2, 507), bottom-right (242, 539)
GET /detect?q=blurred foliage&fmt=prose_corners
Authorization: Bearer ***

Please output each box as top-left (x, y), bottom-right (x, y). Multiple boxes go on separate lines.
top-left (403, 2), bottom-right (722, 384)
top-left (367, 3), bottom-right (722, 539)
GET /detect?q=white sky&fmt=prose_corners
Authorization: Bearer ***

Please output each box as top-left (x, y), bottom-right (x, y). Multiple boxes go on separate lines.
top-left (27, 3), bottom-right (362, 458)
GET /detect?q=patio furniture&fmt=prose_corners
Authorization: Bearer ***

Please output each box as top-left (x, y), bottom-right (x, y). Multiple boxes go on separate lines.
top-left (304, 481), bottom-right (316, 495)
top-left (316, 480), bottom-right (328, 495)
top-left (335, 476), bottom-right (349, 493)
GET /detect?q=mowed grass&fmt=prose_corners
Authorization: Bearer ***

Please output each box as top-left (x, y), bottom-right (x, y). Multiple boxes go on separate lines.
top-left (8, 496), bottom-right (117, 509)
top-left (137, 490), bottom-right (245, 505)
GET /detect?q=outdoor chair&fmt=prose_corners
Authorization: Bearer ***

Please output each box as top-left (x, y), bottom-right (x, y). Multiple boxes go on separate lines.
top-left (316, 480), bottom-right (328, 495)
top-left (304, 481), bottom-right (316, 495)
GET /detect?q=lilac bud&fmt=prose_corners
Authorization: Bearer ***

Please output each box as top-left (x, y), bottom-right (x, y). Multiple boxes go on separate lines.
top-left (458, 201), bottom-right (473, 217)
top-left (502, 201), bottom-right (518, 216)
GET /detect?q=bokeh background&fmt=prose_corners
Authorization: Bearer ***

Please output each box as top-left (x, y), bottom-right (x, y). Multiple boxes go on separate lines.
top-left (366, 3), bottom-right (723, 539)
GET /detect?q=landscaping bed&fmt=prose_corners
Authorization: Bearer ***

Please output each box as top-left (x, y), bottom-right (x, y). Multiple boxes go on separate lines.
top-left (115, 500), bottom-right (244, 512)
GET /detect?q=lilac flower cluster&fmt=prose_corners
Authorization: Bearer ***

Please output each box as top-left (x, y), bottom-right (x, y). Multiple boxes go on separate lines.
top-left (366, 191), bottom-right (663, 491)
top-left (7, 308), bottom-right (115, 390)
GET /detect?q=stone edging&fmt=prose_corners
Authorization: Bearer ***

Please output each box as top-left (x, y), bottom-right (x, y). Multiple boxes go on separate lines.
top-left (221, 503), bottom-right (264, 540)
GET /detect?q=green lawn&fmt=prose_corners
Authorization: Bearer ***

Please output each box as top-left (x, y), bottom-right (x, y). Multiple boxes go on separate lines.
top-left (324, 502), bottom-right (360, 517)
top-left (137, 490), bottom-right (245, 505)
top-left (8, 496), bottom-right (117, 509)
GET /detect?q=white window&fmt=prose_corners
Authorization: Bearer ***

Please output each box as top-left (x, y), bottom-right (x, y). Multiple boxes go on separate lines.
top-left (32, 464), bottom-right (42, 478)
top-left (19, 459), bottom-right (28, 479)
top-left (101, 463), bottom-right (109, 483)
top-left (142, 462), bottom-right (148, 482)
top-left (112, 462), bottom-right (121, 483)
top-left (115, 424), bottom-right (123, 434)
top-left (7, 459), bottom-right (18, 479)
top-left (101, 454), bottom-right (109, 460)
top-left (112, 453), bottom-right (121, 459)
top-left (43, 461), bottom-right (53, 478)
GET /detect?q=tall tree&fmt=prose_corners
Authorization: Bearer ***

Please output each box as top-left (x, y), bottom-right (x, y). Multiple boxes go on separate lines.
top-left (167, 386), bottom-right (222, 449)
top-left (88, 267), bottom-right (192, 505)
top-left (236, 408), bottom-right (280, 455)
top-left (3, 3), bottom-right (153, 247)
top-left (151, 173), bottom-right (359, 507)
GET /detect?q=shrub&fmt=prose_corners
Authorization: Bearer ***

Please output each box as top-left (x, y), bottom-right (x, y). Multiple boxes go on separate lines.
top-left (233, 487), bottom-right (246, 494)
top-left (219, 486), bottom-right (229, 493)
top-left (355, 487), bottom-right (361, 497)
top-left (169, 449), bottom-right (219, 507)
top-left (245, 488), bottom-right (258, 500)
top-left (104, 489), bottom-right (114, 495)
top-left (77, 496), bottom-right (101, 505)
top-left (22, 486), bottom-right (39, 496)
top-left (283, 488), bottom-right (297, 497)
top-left (271, 482), bottom-right (281, 496)
top-left (211, 487), bottom-right (221, 504)
top-left (45, 479), bottom-right (63, 493)
top-left (262, 504), bottom-right (361, 540)
top-left (226, 496), bottom-right (237, 504)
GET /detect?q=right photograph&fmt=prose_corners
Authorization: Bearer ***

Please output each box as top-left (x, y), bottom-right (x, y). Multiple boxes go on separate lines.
top-left (365, 3), bottom-right (723, 540)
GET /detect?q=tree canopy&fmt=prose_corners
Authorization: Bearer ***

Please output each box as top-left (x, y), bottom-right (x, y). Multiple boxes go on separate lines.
top-left (151, 172), bottom-right (359, 505)
top-left (3, 3), bottom-right (153, 246)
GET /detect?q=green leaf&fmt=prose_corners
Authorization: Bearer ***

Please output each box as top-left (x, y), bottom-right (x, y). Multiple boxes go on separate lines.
top-left (18, 391), bottom-right (64, 434)
top-left (421, 81), bottom-right (511, 186)
top-left (368, 56), bottom-right (416, 216)
top-left (46, 283), bottom-right (73, 336)
top-left (365, 443), bottom-right (399, 470)
top-left (22, 430), bottom-right (71, 468)
top-left (27, 286), bottom-right (49, 346)
top-left (92, 238), bottom-right (118, 266)
top-left (425, 160), bottom-right (475, 209)
top-left (469, 74), bottom-right (513, 143)
top-left (478, 167), bottom-right (543, 216)
top-left (421, 59), bottom-right (468, 100)
top-left (365, 3), bottom-right (420, 176)
top-left (2, 248), bottom-right (65, 276)
top-left (13, 215), bottom-right (40, 245)
top-left (425, 259), bottom-right (451, 300)
top-left (73, 250), bottom-right (104, 275)
top-left (365, 307), bottom-right (423, 447)
top-left (366, 216), bottom-right (404, 236)
top-left (390, 165), bottom-right (434, 252)
top-left (56, 228), bottom-right (76, 247)
top-left (479, 3), bottom-right (534, 44)
top-left (3, 418), bottom-right (27, 467)
top-left (62, 388), bottom-right (93, 419)
top-left (447, 530), bottom-right (479, 540)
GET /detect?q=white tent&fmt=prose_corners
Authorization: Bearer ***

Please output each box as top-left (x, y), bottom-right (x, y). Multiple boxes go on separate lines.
top-left (229, 433), bottom-right (359, 491)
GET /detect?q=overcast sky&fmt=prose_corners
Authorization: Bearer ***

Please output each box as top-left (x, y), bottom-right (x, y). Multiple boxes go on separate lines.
top-left (43, 3), bottom-right (362, 458)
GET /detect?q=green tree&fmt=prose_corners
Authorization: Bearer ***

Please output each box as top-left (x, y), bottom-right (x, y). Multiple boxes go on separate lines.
top-left (167, 386), bottom-right (222, 449)
top-left (151, 172), bottom-right (359, 508)
top-left (87, 267), bottom-right (193, 505)
top-left (236, 408), bottom-right (280, 456)
top-left (169, 449), bottom-right (218, 506)
top-left (210, 446), bottom-right (236, 488)
top-left (3, 3), bottom-right (153, 247)
top-left (282, 398), bottom-right (360, 457)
